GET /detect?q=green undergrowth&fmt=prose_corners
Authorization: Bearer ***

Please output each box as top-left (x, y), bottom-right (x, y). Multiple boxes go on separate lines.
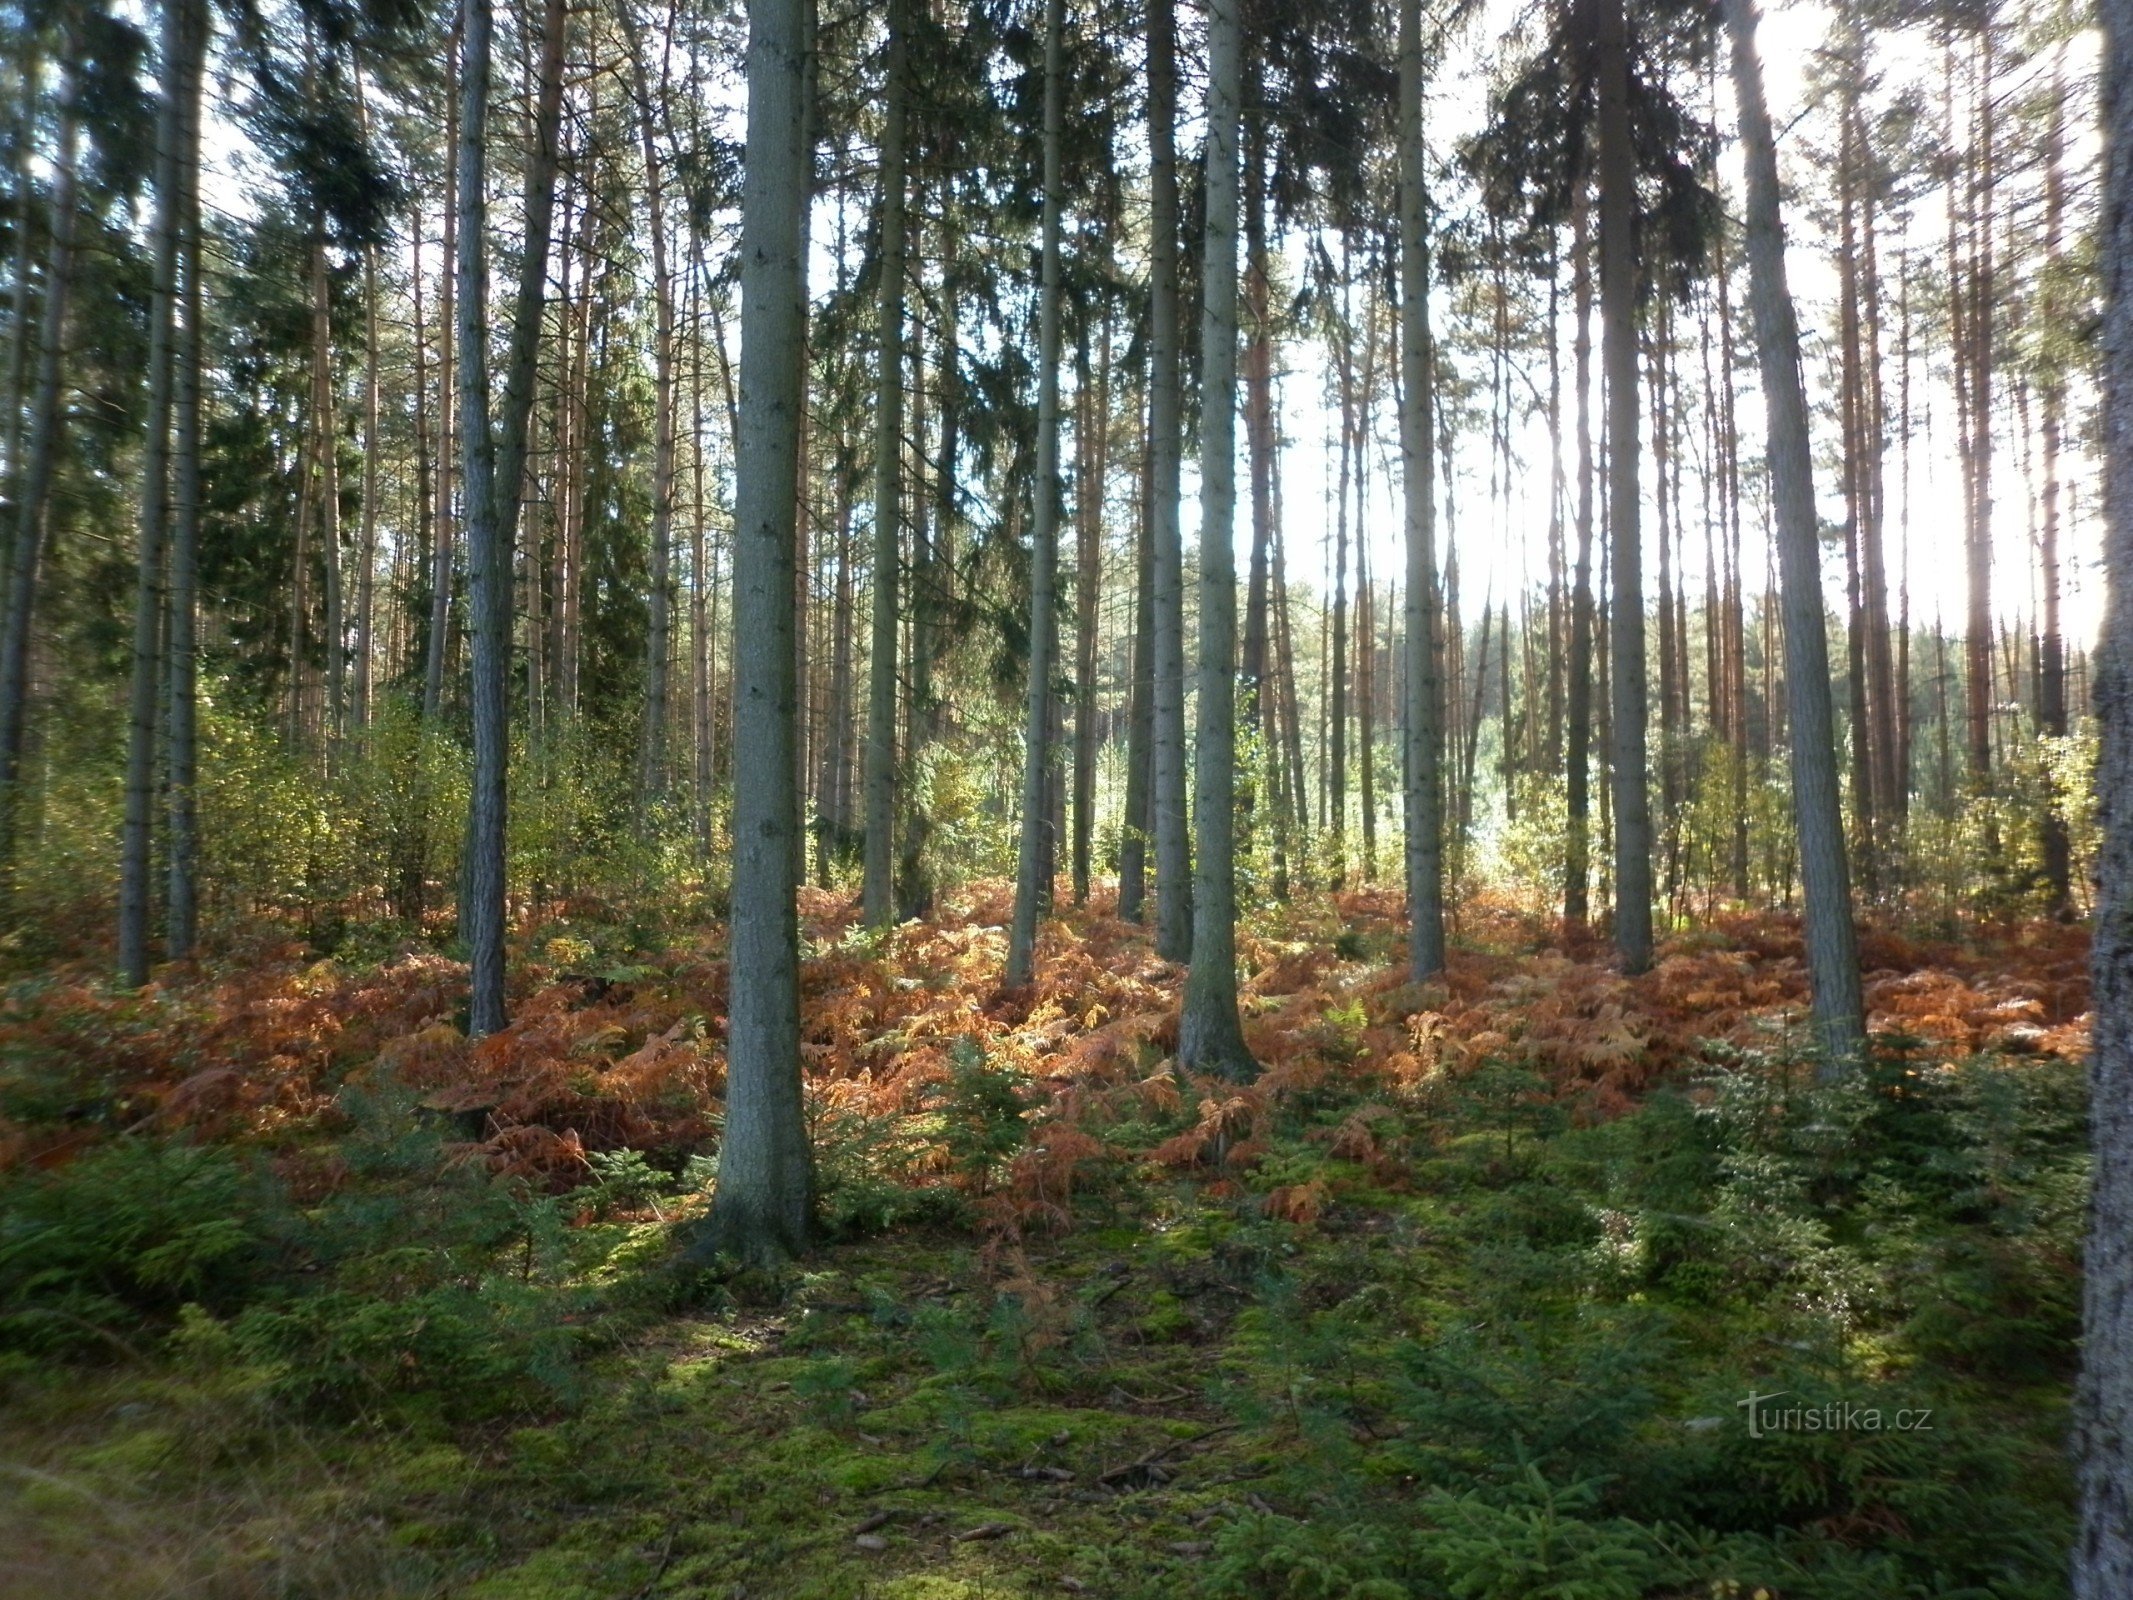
top-left (0, 1002), bottom-right (2085, 1597)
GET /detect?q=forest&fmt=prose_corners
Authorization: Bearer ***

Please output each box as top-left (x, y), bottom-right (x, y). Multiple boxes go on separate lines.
top-left (5, 0), bottom-right (2133, 1591)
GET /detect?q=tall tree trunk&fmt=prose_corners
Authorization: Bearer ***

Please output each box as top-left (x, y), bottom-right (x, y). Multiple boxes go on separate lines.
top-left (423, 48), bottom-right (459, 724)
top-left (312, 232), bottom-right (345, 753)
top-left (1007, 0), bottom-right (1066, 988)
top-left (861, 0), bottom-right (910, 927)
top-left (2080, 0), bottom-right (2133, 1584)
top-left (120, 0), bottom-right (201, 986)
top-left (352, 56), bottom-right (380, 737)
top-left (458, 0), bottom-right (566, 1034)
top-left (1726, 0), bottom-right (1865, 1070)
top-left (818, 443), bottom-right (855, 886)
top-left (0, 52), bottom-right (77, 866)
top-left (1599, 0), bottom-right (1652, 971)
top-left (1177, 0), bottom-right (1254, 1077)
top-left (1566, 183), bottom-right (1596, 931)
top-left (1964, 25), bottom-right (1996, 777)
top-left (1330, 255), bottom-right (1354, 888)
top-left (1119, 387), bottom-right (1155, 922)
top-left (2040, 48), bottom-right (2072, 917)
top-left (167, 61), bottom-right (204, 962)
top-left (1071, 324), bottom-right (1104, 906)
top-left (695, 0), bottom-right (813, 1266)
top-left (899, 233), bottom-right (958, 920)
top-left (627, 0), bottom-right (678, 808)
top-left (456, 0), bottom-right (506, 1032)
top-left (1, 34), bottom-right (39, 507)
top-left (1399, 0), bottom-right (1445, 980)
top-left (1147, 0), bottom-right (1191, 961)
top-left (1241, 108), bottom-right (1273, 839)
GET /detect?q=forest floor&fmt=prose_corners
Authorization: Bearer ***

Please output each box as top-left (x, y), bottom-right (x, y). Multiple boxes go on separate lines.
top-left (0, 887), bottom-right (2095, 1598)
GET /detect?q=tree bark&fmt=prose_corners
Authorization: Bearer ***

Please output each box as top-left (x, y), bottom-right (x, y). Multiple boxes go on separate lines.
top-left (456, 0), bottom-right (565, 1034)
top-left (2080, 0), bottom-right (2133, 1579)
top-left (626, 0), bottom-right (678, 808)
top-left (695, 0), bottom-right (814, 1266)
top-left (1177, 0), bottom-right (1255, 1078)
top-left (120, 0), bottom-right (200, 986)
top-left (167, 61), bottom-right (204, 962)
top-left (1566, 183), bottom-right (1596, 931)
top-left (861, 0), bottom-right (910, 928)
top-left (1399, 0), bottom-right (1444, 980)
top-left (1725, 0), bottom-right (1866, 1070)
top-left (0, 51), bottom-right (77, 867)
top-left (423, 48), bottom-right (459, 725)
top-left (2040, 49), bottom-right (2072, 916)
top-left (1119, 386), bottom-right (1155, 922)
top-left (1599, 0), bottom-right (1652, 971)
top-left (1147, 0), bottom-right (1191, 961)
top-left (1007, 0), bottom-right (1066, 988)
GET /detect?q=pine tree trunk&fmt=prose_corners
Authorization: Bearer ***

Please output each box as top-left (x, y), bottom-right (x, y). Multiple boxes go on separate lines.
top-left (1398, 0), bottom-right (1445, 980)
top-left (1566, 183), bottom-right (1596, 931)
top-left (1, 34), bottom-right (39, 506)
top-left (2040, 50), bottom-right (2072, 917)
top-left (1007, 0), bottom-right (1067, 987)
top-left (119, 0), bottom-right (196, 985)
top-left (861, 0), bottom-right (910, 927)
top-left (1964, 26), bottom-right (1996, 777)
top-left (1177, 0), bottom-right (1254, 1078)
top-left (456, 0), bottom-right (507, 1032)
top-left (1725, 0), bottom-right (1865, 1070)
top-left (457, 0), bottom-right (565, 1034)
top-left (0, 53), bottom-right (77, 866)
top-left (312, 233), bottom-right (344, 753)
top-left (423, 49), bottom-right (459, 725)
top-left (1071, 326), bottom-right (1103, 906)
top-left (627, 0), bottom-right (677, 808)
top-left (167, 59), bottom-right (204, 962)
top-left (2078, 0), bottom-right (2133, 1583)
top-left (1330, 261), bottom-right (1354, 888)
top-left (696, 0), bottom-right (813, 1266)
top-left (1119, 393), bottom-right (1155, 923)
top-left (1599, 0), bottom-right (1651, 971)
top-left (818, 440), bottom-right (854, 887)
top-left (1147, 0), bottom-right (1192, 961)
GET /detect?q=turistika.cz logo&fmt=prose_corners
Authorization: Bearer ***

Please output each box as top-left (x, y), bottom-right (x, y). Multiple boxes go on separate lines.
top-left (1736, 1390), bottom-right (1935, 1439)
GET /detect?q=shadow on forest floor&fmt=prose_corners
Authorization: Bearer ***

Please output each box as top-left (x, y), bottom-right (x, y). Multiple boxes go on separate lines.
top-left (0, 887), bottom-right (2092, 1597)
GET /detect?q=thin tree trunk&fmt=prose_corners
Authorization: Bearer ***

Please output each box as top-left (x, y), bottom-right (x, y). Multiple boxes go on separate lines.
top-left (2040, 49), bottom-right (2072, 916)
top-left (1964, 25), bottom-right (1996, 777)
top-left (1566, 182), bottom-right (1596, 931)
top-left (423, 47), bottom-right (459, 724)
top-left (861, 0), bottom-right (910, 927)
top-left (121, 0), bottom-right (200, 985)
top-left (167, 55), bottom-right (204, 961)
top-left (1726, 0), bottom-right (1865, 1069)
top-left (1007, 0), bottom-right (1067, 987)
top-left (1147, 0), bottom-right (1191, 961)
top-left (1, 34), bottom-right (39, 508)
top-left (1119, 385), bottom-right (1155, 923)
top-left (1071, 324), bottom-right (1103, 906)
top-left (312, 233), bottom-right (344, 753)
top-left (458, 0), bottom-right (565, 1033)
top-left (1600, 0), bottom-right (1651, 971)
top-left (0, 53), bottom-right (77, 865)
top-left (626, 0), bottom-right (678, 807)
top-left (1177, 0), bottom-right (1254, 1077)
top-left (1399, 0), bottom-right (1444, 980)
